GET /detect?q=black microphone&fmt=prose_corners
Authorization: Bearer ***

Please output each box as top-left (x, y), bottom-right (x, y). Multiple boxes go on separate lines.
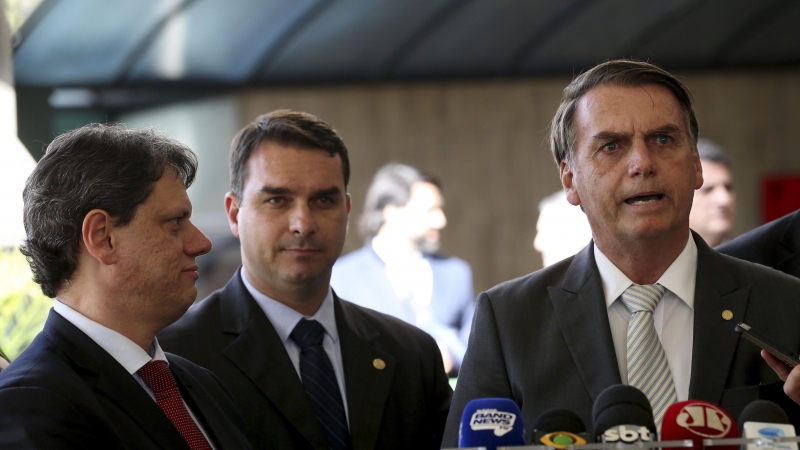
top-left (738, 400), bottom-right (797, 450)
top-left (592, 384), bottom-right (657, 443)
top-left (532, 408), bottom-right (588, 449)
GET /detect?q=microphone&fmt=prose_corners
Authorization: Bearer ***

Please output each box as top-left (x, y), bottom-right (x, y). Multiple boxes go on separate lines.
top-left (592, 384), bottom-right (657, 444)
top-left (738, 400), bottom-right (797, 450)
top-left (532, 408), bottom-right (588, 449)
top-left (661, 400), bottom-right (738, 450)
top-left (458, 398), bottom-right (526, 449)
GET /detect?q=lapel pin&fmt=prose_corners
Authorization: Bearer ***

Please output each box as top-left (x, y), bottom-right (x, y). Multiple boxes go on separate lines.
top-left (373, 358), bottom-right (386, 370)
top-left (722, 310), bottom-right (733, 321)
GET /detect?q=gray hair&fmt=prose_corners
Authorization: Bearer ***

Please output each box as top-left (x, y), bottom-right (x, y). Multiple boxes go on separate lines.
top-left (550, 59), bottom-right (699, 167)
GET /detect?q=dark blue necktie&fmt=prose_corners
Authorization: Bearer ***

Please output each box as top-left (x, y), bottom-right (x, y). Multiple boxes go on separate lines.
top-left (290, 319), bottom-right (352, 450)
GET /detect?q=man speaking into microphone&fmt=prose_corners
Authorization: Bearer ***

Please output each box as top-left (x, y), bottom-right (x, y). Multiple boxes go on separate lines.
top-left (443, 59), bottom-right (800, 445)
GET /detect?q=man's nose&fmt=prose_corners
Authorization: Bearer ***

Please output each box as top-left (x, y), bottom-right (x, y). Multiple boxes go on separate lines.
top-left (289, 203), bottom-right (316, 235)
top-left (187, 221), bottom-right (212, 257)
top-left (628, 140), bottom-right (656, 176)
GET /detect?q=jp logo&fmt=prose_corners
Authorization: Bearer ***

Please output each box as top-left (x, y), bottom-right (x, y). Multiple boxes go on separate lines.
top-left (469, 409), bottom-right (517, 436)
top-left (676, 403), bottom-right (733, 438)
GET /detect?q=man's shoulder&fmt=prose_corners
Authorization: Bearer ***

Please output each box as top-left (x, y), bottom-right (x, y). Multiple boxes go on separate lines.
top-left (338, 298), bottom-right (438, 350)
top-left (162, 289), bottom-right (225, 336)
top-left (717, 211), bottom-right (798, 264)
top-left (715, 247), bottom-right (800, 289)
top-left (426, 253), bottom-right (472, 275)
top-left (333, 246), bottom-right (376, 270)
top-left (483, 256), bottom-right (575, 304)
top-left (0, 330), bottom-right (85, 395)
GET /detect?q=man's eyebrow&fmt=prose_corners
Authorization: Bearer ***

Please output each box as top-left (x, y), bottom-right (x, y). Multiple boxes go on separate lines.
top-left (645, 124), bottom-right (681, 135)
top-left (313, 187), bottom-right (343, 197)
top-left (591, 131), bottom-right (632, 142)
top-left (259, 186), bottom-right (291, 195)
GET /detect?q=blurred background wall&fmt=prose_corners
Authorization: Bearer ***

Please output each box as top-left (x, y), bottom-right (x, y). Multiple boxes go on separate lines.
top-left (106, 69), bottom-right (800, 293)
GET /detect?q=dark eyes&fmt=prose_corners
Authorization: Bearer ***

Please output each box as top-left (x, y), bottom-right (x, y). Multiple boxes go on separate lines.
top-left (602, 142), bottom-right (618, 151)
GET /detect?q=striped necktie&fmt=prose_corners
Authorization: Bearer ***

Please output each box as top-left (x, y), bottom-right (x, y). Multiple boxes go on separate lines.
top-left (290, 319), bottom-right (352, 450)
top-left (620, 283), bottom-right (677, 431)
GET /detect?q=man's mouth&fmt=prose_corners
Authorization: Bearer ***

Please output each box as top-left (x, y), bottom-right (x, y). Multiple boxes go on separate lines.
top-left (625, 194), bottom-right (664, 205)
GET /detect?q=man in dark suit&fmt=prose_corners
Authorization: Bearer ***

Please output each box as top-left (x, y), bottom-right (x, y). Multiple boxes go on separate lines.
top-left (159, 110), bottom-right (452, 450)
top-left (717, 209), bottom-right (800, 278)
top-left (443, 60), bottom-right (800, 445)
top-left (0, 124), bottom-right (252, 449)
top-left (331, 163), bottom-right (474, 375)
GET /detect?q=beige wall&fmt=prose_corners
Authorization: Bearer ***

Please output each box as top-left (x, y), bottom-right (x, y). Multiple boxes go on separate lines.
top-left (239, 69), bottom-right (800, 293)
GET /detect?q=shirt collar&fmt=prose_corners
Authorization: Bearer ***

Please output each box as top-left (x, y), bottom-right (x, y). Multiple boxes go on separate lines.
top-left (594, 234), bottom-right (697, 310)
top-left (53, 300), bottom-right (166, 375)
top-left (241, 269), bottom-right (339, 345)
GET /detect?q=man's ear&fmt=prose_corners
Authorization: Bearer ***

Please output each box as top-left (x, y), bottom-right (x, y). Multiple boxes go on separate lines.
top-left (82, 209), bottom-right (116, 265)
top-left (346, 193), bottom-right (351, 214)
top-left (224, 192), bottom-right (241, 238)
top-left (560, 160), bottom-right (581, 206)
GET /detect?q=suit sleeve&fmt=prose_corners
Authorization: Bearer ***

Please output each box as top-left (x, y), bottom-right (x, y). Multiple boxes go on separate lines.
top-left (0, 387), bottom-right (108, 449)
top-left (425, 330), bottom-right (454, 449)
top-left (442, 291), bottom-right (514, 447)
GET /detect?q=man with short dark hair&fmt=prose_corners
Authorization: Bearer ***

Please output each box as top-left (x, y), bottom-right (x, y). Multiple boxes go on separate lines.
top-left (443, 60), bottom-right (800, 445)
top-left (160, 110), bottom-right (452, 450)
top-left (0, 124), bottom-right (251, 449)
top-left (331, 163), bottom-right (475, 375)
top-left (689, 139), bottom-right (736, 247)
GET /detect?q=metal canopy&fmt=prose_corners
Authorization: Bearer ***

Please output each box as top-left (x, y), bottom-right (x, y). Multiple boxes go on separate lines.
top-left (13, 0), bottom-right (800, 89)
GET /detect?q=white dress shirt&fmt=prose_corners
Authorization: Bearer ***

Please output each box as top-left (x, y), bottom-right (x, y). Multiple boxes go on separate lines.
top-left (241, 270), bottom-right (350, 426)
top-left (53, 300), bottom-right (216, 448)
top-left (594, 235), bottom-right (697, 401)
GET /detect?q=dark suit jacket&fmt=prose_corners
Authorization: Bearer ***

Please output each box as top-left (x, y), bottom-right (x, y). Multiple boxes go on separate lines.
top-left (331, 245), bottom-right (475, 368)
top-left (0, 310), bottom-right (252, 449)
top-left (717, 209), bottom-right (800, 278)
top-left (158, 270), bottom-right (453, 450)
top-left (443, 233), bottom-right (800, 446)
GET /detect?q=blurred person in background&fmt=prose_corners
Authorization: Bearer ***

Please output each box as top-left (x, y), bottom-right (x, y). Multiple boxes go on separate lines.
top-left (0, 124), bottom-right (251, 449)
top-left (689, 139), bottom-right (736, 247)
top-left (160, 111), bottom-right (452, 450)
top-left (331, 163), bottom-right (474, 375)
top-left (533, 190), bottom-right (593, 267)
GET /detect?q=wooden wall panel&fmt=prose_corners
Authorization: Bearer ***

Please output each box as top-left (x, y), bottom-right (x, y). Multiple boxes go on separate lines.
top-left (239, 70), bottom-right (800, 293)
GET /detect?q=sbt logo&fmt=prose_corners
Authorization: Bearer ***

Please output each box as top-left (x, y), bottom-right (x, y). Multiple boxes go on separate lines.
top-left (470, 408), bottom-right (517, 436)
top-left (675, 403), bottom-right (733, 438)
top-left (602, 425), bottom-right (653, 443)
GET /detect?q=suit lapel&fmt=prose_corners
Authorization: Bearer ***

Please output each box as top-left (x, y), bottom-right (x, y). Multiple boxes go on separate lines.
top-left (45, 311), bottom-right (190, 449)
top-left (336, 295), bottom-right (396, 450)
top-left (777, 211), bottom-right (800, 276)
top-left (220, 273), bottom-right (328, 449)
top-left (548, 244), bottom-right (622, 402)
top-left (689, 234), bottom-right (750, 403)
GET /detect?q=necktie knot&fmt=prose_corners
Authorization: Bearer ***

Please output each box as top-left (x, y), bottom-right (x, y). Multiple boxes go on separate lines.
top-left (290, 319), bottom-right (326, 349)
top-left (621, 283), bottom-right (666, 314)
top-left (137, 360), bottom-right (177, 394)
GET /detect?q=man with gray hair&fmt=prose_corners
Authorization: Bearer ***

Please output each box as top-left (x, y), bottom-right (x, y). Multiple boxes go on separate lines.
top-left (443, 59), bottom-right (800, 444)
top-left (689, 139), bottom-right (736, 247)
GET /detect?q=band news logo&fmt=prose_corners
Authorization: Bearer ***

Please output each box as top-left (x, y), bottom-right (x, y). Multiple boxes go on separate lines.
top-left (469, 408), bottom-right (517, 436)
top-left (675, 402), bottom-right (733, 438)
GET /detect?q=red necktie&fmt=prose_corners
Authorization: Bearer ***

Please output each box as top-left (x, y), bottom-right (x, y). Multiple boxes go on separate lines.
top-left (137, 360), bottom-right (213, 450)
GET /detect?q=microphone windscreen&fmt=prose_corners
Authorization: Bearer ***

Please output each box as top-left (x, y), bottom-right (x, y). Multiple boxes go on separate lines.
top-left (532, 409), bottom-right (588, 449)
top-left (661, 400), bottom-right (738, 450)
top-left (738, 400), bottom-right (790, 430)
top-left (592, 385), bottom-right (656, 440)
top-left (533, 408), bottom-right (587, 434)
top-left (459, 398), bottom-right (526, 449)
